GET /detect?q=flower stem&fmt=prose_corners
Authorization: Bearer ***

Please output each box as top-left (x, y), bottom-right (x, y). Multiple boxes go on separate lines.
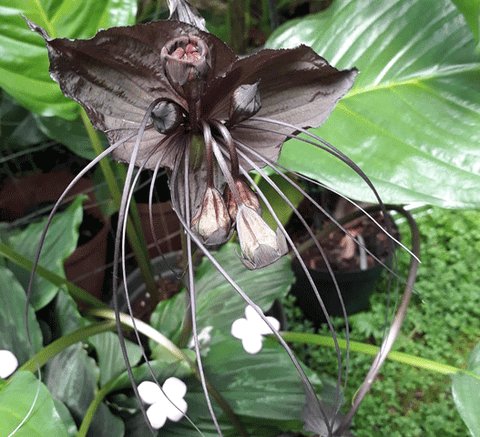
top-left (279, 331), bottom-right (478, 378)
top-left (20, 320), bottom-right (117, 372)
top-left (0, 241), bottom-right (107, 308)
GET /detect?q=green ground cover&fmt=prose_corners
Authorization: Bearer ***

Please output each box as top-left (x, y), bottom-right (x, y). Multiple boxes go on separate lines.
top-left (284, 207), bottom-right (480, 436)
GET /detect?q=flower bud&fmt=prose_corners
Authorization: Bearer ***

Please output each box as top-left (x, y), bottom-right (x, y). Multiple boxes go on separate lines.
top-left (161, 36), bottom-right (210, 100)
top-left (151, 100), bottom-right (183, 134)
top-left (191, 187), bottom-right (233, 245)
top-left (229, 82), bottom-right (262, 125)
top-left (236, 205), bottom-right (288, 269)
top-left (224, 178), bottom-right (262, 219)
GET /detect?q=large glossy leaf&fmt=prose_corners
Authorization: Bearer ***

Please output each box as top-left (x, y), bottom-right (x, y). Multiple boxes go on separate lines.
top-left (150, 243), bottom-right (294, 347)
top-left (0, 371), bottom-right (69, 437)
top-left (451, 342), bottom-right (480, 437)
top-left (3, 195), bottom-right (84, 310)
top-left (0, 266), bottom-right (42, 365)
top-left (157, 336), bottom-right (307, 437)
top-left (0, 0), bottom-right (137, 119)
top-left (267, 0), bottom-right (480, 208)
top-left (451, 0), bottom-right (480, 46)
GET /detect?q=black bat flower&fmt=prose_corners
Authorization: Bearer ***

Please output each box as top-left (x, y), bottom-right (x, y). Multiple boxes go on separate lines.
top-left (23, 7), bottom-right (393, 437)
top-left (25, 17), bottom-right (357, 269)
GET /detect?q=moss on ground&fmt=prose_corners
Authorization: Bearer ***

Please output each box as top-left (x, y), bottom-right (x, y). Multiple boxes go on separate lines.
top-left (284, 207), bottom-right (480, 437)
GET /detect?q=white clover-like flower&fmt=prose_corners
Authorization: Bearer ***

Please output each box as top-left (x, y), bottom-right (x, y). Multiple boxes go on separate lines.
top-left (188, 325), bottom-right (213, 349)
top-left (0, 350), bottom-right (18, 379)
top-left (138, 377), bottom-right (188, 429)
top-left (231, 305), bottom-right (280, 354)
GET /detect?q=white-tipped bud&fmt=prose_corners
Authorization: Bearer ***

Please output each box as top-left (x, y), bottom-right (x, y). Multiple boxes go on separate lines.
top-left (224, 178), bottom-right (262, 219)
top-left (236, 205), bottom-right (288, 269)
top-left (191, 187), bottom-right (233, 245)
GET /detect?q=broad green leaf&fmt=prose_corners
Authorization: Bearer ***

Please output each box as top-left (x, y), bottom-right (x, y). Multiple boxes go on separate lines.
top-left (0, 266), bottom-right (43, 365)
top-left (53, 399), bottom-right (78, 437)
top-left (450, 0), bottom-right (480, 46)
top-left (34, 114), bottom-right (108, 160)
top-left (156, 337), bottom-right (306, 437)
top-left (203, 337), bottom-right (306, 423)
top-left (0, 0), bottom-right (137, 119)
top-left (150, 243), bottom-right (294, 347)
top-left (43, 342), bottom-right (124, 437)
top-left (3, 195), bottom-right (84, 310)
top-left (451, 342), bottom-right (480, 437)
top-left (267, 0), bottom-right (480, 208)
top-left (0, 92), bottom-right (47, 149)
top-left (0, 371), bottom-right (69, 437)
top-left (51, 288), bottom-right (84, 337)
top-left (89, 332), bottom-right (143, 386)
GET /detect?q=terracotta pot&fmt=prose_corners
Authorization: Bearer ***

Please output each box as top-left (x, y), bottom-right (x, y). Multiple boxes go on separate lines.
top-left (136, 201), bottom-right (181, 258)
top-left (0, 171), bottom-right (110, 302)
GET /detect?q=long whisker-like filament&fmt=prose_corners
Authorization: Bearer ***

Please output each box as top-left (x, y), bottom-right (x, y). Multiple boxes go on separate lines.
top-left (110, 100), bottom-right (164, 437)
top-left (243, 117), bottom-right (417, 262)
top-left (233, 130), bottom-right (414, 271)
top-left (238, 167), bottom-right (344, 429)
top-left (182, 146), bottom-right (225, 437)
top-left (17, 132), bottom-right (137, 436)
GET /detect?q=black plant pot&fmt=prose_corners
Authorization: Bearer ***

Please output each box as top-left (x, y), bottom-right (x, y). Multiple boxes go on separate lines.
top-left (115, 252), bottom-right (183, 321)
top-left (291, 260), bottom-right (387, 327)
top-left (289, 208), bottom-right (398, 327)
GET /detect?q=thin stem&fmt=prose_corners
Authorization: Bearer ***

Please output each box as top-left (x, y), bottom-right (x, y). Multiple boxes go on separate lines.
top-left (20, 321), bottom-right (117, 372)
top-left (0, 242), bottom-right (107, 308)
top-left (334, 206), bottom-right (420, 435)
top-left (80, 109), bottom-right (157, 297)
top-left (279, 332), bottom-right (475, 377)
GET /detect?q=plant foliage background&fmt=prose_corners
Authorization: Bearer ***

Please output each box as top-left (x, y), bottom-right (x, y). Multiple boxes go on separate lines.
top-left (1, 0), bottom-right (480, 436)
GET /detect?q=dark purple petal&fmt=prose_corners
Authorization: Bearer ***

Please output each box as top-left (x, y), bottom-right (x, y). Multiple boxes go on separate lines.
top-left (204, 45), bottom-right (357, 169)
top-left (26, 18), bottom-right (236, 169)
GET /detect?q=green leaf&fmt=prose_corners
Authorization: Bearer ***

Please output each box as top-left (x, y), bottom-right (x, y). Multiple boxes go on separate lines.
top-left (0, 371), bottom-right (69, 437)
top-left (258, 173), bottom-right (304, 230)
top-left (0, 92), bottom-right (48, 149)
top-left (89, 332), bottom-right (143, 386)
top-left (53, 399), bottom-right (78, 437)
top-left (267, 0), bottom-right (480, 208)
top-left (43, 342), bottom-right (124, 437)
top-left (150, 243), bottom-right (294, 347)
top-left (204, 337), bottom-right (306, 423)
top-left (0, 0), bottom-right (137, 119)
top-left (3, 195), bottom-right (84, 310)
top-left (155, 337), bottom-right (307, 437)
top-left (450, 0), bottom-right (480, 46)
top-left (34, 114), bottom-right (108, 160)
top-left (0, 265), bottom-right (43, 366)
top-left (451, 342), bottom-right (480, 437)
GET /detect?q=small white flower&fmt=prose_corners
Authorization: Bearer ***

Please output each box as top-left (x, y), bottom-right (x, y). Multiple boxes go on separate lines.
top-left (138, 377), bottom-right (188, 429)
top-left (0, 350), bottom-right (18, 379)
top-left (231, 305), bottom-right (280, 354)
top-left (188, 326), bottom-right (213, 349)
